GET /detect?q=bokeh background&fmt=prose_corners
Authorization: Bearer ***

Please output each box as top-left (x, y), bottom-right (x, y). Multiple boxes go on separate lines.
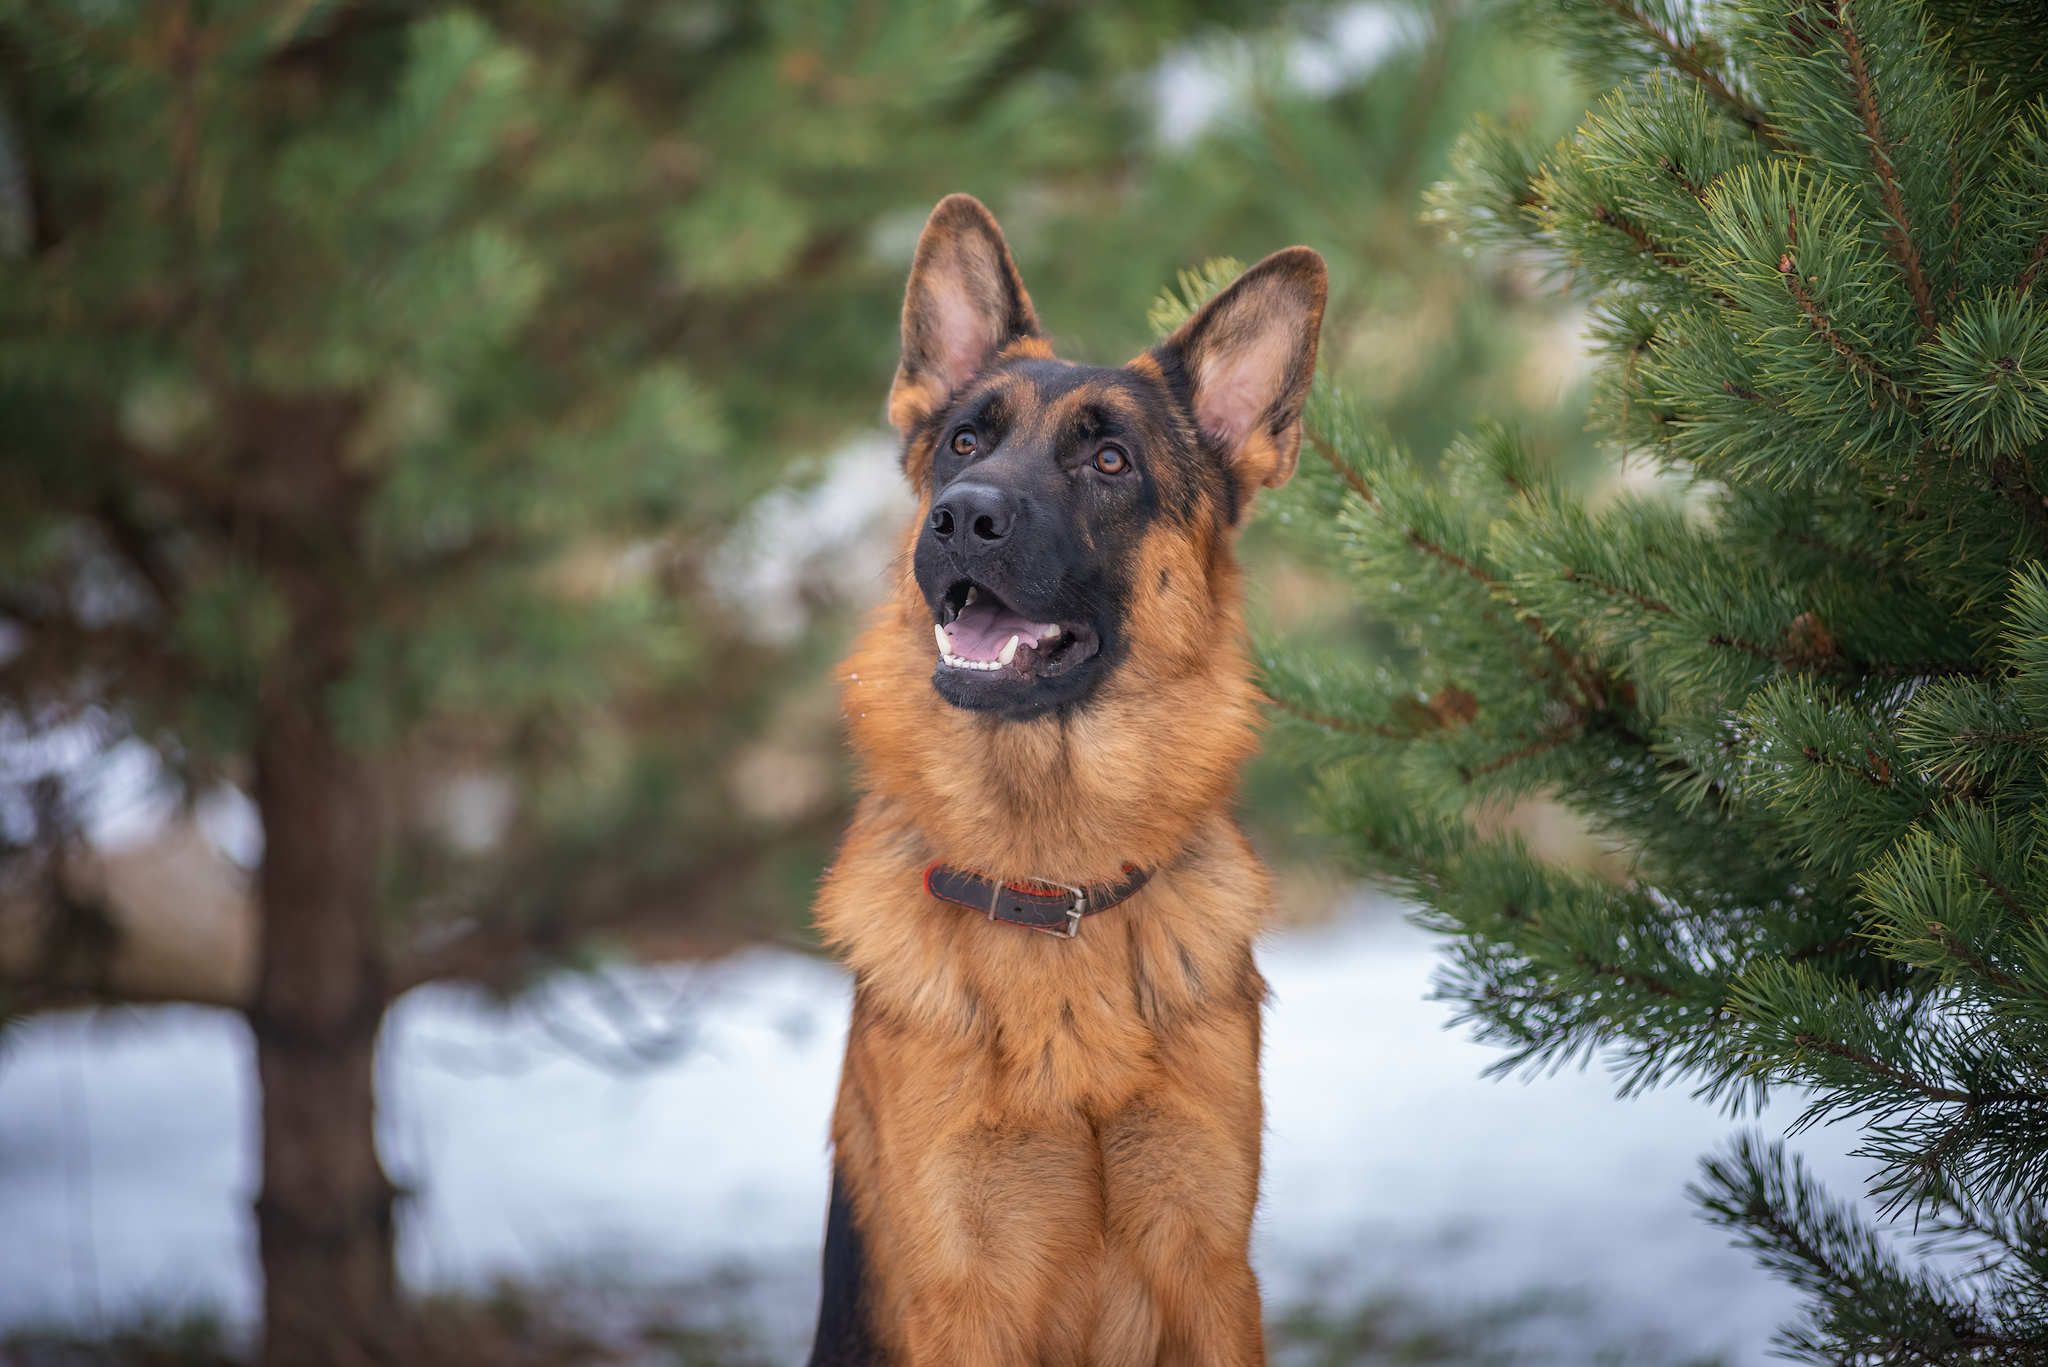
top-left (0, 2), bottom-right (1864, 1362)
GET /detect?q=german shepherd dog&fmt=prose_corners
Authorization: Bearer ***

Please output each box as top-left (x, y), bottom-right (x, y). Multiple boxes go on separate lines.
top-left (808, 194), bottom-right (1325, 1367)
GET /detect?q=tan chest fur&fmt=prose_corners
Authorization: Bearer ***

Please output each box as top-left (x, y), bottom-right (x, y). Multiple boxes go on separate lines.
top-left (817, 799), bottom-right (1269, 1120)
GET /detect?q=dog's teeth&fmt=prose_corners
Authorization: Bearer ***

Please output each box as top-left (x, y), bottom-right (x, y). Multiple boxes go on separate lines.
top-left (965, 587), bottom-right (979, 606)
top-left (1042, 624), bottom-right (1061, 638)
top-left (998, 635), bottom-right (1020, 666)
top-left (935, 623), bottom-right (949, 655)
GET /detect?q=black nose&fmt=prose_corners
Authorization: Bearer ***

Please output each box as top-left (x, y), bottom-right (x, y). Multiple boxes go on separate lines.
top-left (929, 483), bottom-right (1014, 547)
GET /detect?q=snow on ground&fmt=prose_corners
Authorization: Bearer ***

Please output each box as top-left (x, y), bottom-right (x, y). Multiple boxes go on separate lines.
top-left (0, 896), bottom-right (1867, 1362)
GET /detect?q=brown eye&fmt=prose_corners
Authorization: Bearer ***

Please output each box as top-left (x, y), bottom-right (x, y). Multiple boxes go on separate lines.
top-left (951, 429), bottom-right (978, 456)
top-left (1093, 445), bottom-right (1129, 475)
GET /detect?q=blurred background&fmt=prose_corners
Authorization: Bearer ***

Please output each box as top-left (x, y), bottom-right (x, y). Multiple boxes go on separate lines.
top-left (0, 2), bottom-right (1861, 1363)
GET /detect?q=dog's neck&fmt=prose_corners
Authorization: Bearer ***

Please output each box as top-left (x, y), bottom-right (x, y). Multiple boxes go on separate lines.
top-left (841, 555), bottom-right (1260, 886)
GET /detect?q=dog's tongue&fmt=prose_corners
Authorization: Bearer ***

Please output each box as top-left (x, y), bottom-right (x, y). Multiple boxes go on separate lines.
top-left (944, 598), bottom-right (1045, 662)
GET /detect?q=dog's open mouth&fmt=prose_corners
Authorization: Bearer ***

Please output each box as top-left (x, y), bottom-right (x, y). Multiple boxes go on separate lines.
top-left (934, 580), bottom-right (1100, 679)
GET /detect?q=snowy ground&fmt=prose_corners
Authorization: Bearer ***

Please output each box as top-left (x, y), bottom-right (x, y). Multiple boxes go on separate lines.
top-left (0, 895), bottom-right (1868, 1362)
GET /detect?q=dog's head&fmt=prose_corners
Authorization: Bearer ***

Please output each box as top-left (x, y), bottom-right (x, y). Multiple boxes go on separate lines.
top-left (889, 195), bottom-right (1326, 722)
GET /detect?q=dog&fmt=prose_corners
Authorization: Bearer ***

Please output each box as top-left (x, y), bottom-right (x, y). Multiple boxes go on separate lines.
top-left (808, 194), bottom-right (1325, 1367)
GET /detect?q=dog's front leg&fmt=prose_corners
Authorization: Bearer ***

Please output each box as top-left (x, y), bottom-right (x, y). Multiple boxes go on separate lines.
top-left (873, 1105), bottom-right (1104, 1367)
top-left (1100, 1049), bottom-right (1267, 1366)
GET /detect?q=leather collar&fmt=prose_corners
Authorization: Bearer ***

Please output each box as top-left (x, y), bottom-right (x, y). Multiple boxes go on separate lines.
top-left (923, 862), bottom-right (1150, 938)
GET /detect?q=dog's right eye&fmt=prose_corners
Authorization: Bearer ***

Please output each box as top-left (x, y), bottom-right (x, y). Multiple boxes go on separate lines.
top-left (951, 430), bottom-right (978, 457)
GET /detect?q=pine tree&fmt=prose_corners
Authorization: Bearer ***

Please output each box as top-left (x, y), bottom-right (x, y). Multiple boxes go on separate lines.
top-left (0, 2), bottom-right (1309, 1360)
top-left (1260, 0), bottom-right (2048, 1358)
top-left (1043, 0), bottom-right (1597, 464)
top-left (1086, 0), bottom-right (1604, 883)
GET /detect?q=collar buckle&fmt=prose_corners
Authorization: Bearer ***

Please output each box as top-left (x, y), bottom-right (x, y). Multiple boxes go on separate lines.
top-left (995, 877), bottom-right (1088, 938)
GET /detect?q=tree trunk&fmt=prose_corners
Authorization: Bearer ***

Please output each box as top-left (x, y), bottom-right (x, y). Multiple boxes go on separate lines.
top-left (250, 699), bottom-right (400, 1367)
top-left (239, 395), bottom-right (401, 1367)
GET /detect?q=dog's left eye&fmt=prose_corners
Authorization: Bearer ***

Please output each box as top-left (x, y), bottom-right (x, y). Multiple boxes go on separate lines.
top-left (951, 430), bottom-right (978, 457)
top-left (1093, 445), bottom-right (1129, 475)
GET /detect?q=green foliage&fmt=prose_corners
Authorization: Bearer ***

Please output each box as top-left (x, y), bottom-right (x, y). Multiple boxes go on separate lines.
top-left (1696, 1136), bottom-right (2048, 1365)
top-left (0, 0), bottom-right (1347, 989)
top-left (1146, 256), bottom-right (1249, 337)
top-left (1110, 0), bottom-right (1609, 874)
top-left (1270, 0), bottom-right (2048, 1358)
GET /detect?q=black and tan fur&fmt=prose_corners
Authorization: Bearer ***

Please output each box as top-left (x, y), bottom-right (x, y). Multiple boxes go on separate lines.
top-left (809, 194), bottom-right (1325, 1367)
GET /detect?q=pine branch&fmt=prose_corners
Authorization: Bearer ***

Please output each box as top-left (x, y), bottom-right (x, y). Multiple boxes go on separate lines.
top-left (1308, 430), bottom-right (1374, 503)
top-left (1990, 453), bottom-right (2048, 550)
top-left (1657, 155), bottom-right (1713, 204)
top-left (1974, 867), bottom-right (2033, 922)
top-left (1262, 691), bottom-right (1401, 739)
top-left (2019, 225), bottom-right (2048, 297)
top-left (1949, 729), bottom-right (2048, 748)
top-left (1307, 432), bottom-right (1606, 709)
top-left (1592, 203), bottom-right (1690, 270)
top-left (1748, 1199), bottom-right (1864, 1296)
top-left (1591, 203), bottom-right (1737, 304)
top-left (1703, 625), bottom-right (1975, 679)
top-left (1578, 952), bottom-right (1683, 997)
top-left (1792, 1032), bottom-right (2048, 1105)
top-left (1721, 378), bottom-right (1787, 407)
top-left (1821, 0), bottom-right (1940, 340)
top-left (1600, 708), bottom-right (1743, 814)
top-left (1305, 432), bottom-right (1512, 592)
top-left (1459, 732), bottom-right (1573, 780)
top-left (1407, 526), bottom-right (1499, 588)
top-left (1798, 741), bottom-right (1892, 787)
top-left (1393, 519), bottom-right (1601, 706)
top-left (1779, 250), bottom-right (1923, 410)
top-left (1938, 1202), bottom-right (2039, 1261)
top-left (1708, 631), bottom-right (1784, 662)
top-left (1921, 922), bottom-right (2025, 991)
top-left (345, 32), bottom-right (506, 226)
top-left (1590, 0), bottom-right (1790, 150)
top-left (1561, 566), bottom-right (1675, 615)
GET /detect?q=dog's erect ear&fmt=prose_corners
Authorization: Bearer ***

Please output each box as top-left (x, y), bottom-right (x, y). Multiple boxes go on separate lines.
top-left (889, 194), bottom-right (1042, 435)
top-left (1154, 247), bottom-right (1327, 501)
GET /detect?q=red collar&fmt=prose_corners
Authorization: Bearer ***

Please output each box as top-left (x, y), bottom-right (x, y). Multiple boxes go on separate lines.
top-left (922, 862), bottom-right (1150, 938)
